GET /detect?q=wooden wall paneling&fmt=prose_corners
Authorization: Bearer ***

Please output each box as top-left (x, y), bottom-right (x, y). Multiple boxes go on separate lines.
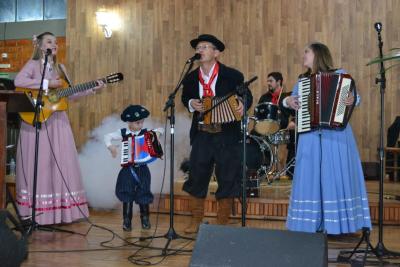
top-left (65, 0), bottom-right (400, 163)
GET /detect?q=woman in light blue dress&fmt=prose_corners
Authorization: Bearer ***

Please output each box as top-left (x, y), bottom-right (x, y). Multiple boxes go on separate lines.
top-left (284, 42), bottom-right (371, 234)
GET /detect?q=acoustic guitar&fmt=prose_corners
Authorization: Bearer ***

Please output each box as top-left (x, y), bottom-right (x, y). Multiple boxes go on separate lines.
top-left (16, 72), bottom-right (123, 125)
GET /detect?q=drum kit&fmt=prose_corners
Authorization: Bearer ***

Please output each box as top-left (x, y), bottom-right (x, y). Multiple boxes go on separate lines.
top-left (245, 102), bottom-right (295, 196)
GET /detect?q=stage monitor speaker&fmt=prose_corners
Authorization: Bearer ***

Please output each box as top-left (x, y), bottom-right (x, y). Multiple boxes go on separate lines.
top-left (190, 224), bottom-right (327, 267)
top-left (0, 209), bottom-right (27, 267)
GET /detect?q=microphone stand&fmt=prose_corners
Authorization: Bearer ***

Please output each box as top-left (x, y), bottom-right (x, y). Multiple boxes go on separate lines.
top-left (337, 22), bottom-right (400, 266)
top-left (27, 51), bottom-right (74, 235)
top-left (237, 77), bottom-right (257, 227)
top-left (145, 58), bottom-right (195, 255)
top-left (373, 22), bottom-right (400, 260)
top-left (240, 85), bottom-right (249, 227)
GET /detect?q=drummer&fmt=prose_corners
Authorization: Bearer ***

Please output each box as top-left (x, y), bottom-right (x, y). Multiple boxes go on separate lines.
top-left (257, 72), bottom-right (295, 178)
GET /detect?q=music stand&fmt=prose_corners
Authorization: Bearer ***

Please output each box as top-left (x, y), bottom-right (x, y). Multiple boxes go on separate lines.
top-left (0, 91), bottom-right (35, 209)
top-left (0, 91), bottom-right (35, 233)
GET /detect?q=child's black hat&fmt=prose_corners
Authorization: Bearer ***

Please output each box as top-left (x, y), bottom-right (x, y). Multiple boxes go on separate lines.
top-left (121, 105), bottom-right (150, 122)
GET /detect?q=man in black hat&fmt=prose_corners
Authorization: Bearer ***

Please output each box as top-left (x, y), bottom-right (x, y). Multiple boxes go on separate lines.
top-left (181, 34), bottom-right (253, 233)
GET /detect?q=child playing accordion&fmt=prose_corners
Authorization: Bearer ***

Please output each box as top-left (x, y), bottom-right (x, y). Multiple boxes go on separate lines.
top-left (104, 105), bottom-right (163, 231)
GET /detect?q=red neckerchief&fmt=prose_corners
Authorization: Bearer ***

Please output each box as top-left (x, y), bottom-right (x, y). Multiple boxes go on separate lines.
top-left (270, 87), bottom-right (282, 105)
top-left (198, 63), bottom-right (219, 97)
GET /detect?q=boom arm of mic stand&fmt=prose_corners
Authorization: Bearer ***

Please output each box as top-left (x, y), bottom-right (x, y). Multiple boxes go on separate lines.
top-left (163, 61), bottom-right (195, 112)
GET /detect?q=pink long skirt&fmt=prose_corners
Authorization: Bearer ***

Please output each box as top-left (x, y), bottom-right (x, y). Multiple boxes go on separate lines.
top-left (15, 111), bottom-right (89, 225)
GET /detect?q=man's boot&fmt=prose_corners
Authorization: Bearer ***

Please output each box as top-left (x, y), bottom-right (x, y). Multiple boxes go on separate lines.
top-left (139, 204), bottom-right (151, 230)
top-left (122, 202), bottom-right (133, 231)
top-left (184, 196), bottom-right (205, 234)
top-left (216, 198), bottom-right (232, 225)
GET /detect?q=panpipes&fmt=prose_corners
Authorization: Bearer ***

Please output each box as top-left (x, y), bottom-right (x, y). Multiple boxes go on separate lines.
top-left (120, 131), bottom-right (163, 166)
top-left (202, 95), bottom-right (242, 124)
top-left (297, 72), bottom-right (356, 133)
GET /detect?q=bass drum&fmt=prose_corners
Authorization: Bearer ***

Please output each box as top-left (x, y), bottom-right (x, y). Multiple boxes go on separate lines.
top-left (246, 135), bottom-right (273, 179)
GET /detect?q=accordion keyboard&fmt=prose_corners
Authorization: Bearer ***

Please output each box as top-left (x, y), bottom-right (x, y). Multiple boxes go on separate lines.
top-left (120, 137), bottom-right (132, 165)
top-left (297, 77), bottom-right (311, 133)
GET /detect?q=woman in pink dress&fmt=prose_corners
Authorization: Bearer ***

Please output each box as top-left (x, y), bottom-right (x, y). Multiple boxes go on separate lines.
top-left (14, 32), bottom-right (103, 225)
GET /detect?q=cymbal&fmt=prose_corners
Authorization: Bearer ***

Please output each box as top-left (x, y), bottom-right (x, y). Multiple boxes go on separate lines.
top-left (367, 48), bottom-right (400, 65)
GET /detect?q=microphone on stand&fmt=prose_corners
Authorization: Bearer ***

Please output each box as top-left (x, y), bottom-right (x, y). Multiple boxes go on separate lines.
top-left (236, 76), bottom-right (258, 95)
top-left (186, 53), bottom-right (201, 63)
top-left (45, 49), bottom-right (53, 56)
top-left (374, 22), bottom-right (382, 33)
top-left (243, 76), bottom-right (258, 87)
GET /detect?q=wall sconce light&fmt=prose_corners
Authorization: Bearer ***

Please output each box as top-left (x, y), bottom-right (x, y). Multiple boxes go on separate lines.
top-left (96, 10), bottom-right (120, 39)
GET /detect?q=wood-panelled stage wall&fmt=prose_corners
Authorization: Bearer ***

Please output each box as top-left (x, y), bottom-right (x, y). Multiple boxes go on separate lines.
top-left (66, 0), bottom-right (400, 162)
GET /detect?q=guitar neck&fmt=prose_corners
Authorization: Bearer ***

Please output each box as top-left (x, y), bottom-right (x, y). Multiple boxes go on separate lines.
top-left (56, 78), bottom-right (106, 98)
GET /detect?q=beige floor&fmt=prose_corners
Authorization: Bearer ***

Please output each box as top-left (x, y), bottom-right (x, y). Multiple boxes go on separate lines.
top-left (8, 209), bottom-right (400, 267)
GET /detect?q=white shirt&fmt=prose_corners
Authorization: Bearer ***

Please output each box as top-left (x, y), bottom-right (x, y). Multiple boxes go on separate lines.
top-left (188, 62), bottom-right (219, 112)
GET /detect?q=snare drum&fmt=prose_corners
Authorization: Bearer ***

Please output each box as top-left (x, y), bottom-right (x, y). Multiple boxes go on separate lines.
top-left (268, 129), bottom-right (290, 145)
top-left (253, 102), bottom-right (280, 135)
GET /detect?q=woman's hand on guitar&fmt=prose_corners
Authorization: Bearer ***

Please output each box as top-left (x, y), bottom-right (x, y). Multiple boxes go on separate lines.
top-left (108, 145), bottom-right (118, 158)
top-left (92, 80), bottom-right (106, 93)
top-left (49, 78), bottom-right (63, 88)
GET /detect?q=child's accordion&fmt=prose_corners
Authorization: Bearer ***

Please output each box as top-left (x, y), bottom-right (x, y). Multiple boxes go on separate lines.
top-left (120, 130), bottom-right (163, 166)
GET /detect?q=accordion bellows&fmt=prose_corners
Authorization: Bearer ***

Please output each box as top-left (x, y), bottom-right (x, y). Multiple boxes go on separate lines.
top-left (202, 95), bottom-right (242, 124)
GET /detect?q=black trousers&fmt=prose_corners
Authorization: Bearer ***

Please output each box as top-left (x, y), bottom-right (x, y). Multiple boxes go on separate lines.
top-left (115, 165), bottom-right (154, 205)
top-left (183, 131), bottom-right (242, 199)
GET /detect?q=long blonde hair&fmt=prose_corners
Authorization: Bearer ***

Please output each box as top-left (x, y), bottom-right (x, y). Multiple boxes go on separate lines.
top-left (32, 32), bottom-right (63, 77)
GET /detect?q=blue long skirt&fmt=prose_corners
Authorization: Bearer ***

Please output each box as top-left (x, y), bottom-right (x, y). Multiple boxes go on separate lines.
top-left (286, 125), bottom-right (371, 234)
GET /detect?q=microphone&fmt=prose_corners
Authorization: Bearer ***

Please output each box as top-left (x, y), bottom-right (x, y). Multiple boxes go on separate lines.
top-left (374, 22), bottom-right (382, 33)
top-left (186, 53), bottom-right (201, 63)
top-left (45, 48), bottom-right (52, 56)
top-left (236, 76), bottom-right (258, 95)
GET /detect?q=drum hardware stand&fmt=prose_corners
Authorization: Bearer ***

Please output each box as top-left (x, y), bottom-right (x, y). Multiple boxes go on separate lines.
top-left (337, 22), bottom-right (400, 266)
top-left (26, 49), bottom-right (75, 235)
top-left (267, 157), bottom-right (295, 184)
top-left (249, 134), bottom-right (273, 183)
top-left (265, 143), bottom-right (282, 184)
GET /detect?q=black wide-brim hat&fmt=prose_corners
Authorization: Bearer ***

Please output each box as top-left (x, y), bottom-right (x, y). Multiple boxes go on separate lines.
top-left (121, 105), bottom-right (150, 122)
top-left (190, 34), bottom-right (225, 52)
